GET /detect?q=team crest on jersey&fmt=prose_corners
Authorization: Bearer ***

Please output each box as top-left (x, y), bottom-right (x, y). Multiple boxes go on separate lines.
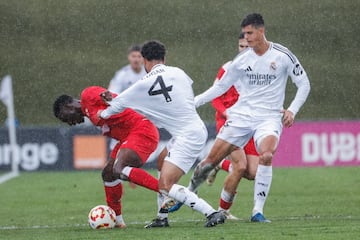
top-left (270, 62), bottom-right (277, 71)
top-left (293, 63), bottom-right (303, 76)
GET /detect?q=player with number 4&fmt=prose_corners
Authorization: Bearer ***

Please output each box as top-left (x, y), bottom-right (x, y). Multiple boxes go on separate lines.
top-left (98, 40), bottom-right (226, 228)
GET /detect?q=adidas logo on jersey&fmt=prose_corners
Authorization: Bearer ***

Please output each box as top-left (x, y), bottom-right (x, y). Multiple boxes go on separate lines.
top-left (245, 66), bottom-right (252, 72)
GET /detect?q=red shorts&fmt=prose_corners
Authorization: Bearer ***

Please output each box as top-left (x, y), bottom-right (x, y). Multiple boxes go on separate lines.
top-left (110, 119), bottom-right (159, 163)
top-left (215, 117), bottom-right (226, 133)
top-left (244, 137), bottom-right (258, 156)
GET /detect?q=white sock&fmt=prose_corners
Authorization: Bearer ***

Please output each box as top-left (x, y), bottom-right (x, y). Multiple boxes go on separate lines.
top-left (156, 171), bottom-right (168, 219)
top-left (121, 166), bottom-right (132, 177)
top-left (253, 165), bottom-right (272, 216)
top-left (116, 215), bottom-right (125, 224)
top-left (168, 184), bottom-right (215, 217)
top-left (221, 188), bottom-right (236, 202)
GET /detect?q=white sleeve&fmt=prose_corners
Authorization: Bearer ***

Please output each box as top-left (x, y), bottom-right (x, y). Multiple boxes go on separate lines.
top-left (108, 71), bottom-right (126, 94)
top-left (195, 63), bottom-right (245, 107)
top-left (287, 74), bottom-right (311, 116)
top-left (100, 95), bottom-right (126, 119)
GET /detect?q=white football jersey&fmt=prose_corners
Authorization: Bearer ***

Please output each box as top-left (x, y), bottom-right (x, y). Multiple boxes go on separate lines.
top-left (108, 64), bottom-right (147, 94)
top-left (102, 64), bottom-right (206, 137)
top-left (195, 42), bottom-right (310, 123)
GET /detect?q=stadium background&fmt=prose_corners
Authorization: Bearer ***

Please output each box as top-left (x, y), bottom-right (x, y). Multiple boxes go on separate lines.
top-left (0, 2), bottom-right (359, 239)
top-left (1, 1), bottom-right (360, 172)
top-left (0, 0), bottom-right (359, 126)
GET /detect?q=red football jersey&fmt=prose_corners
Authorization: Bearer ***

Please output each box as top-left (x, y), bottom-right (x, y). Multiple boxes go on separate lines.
top-left (211, 64), bottom-right (239, 132)
top-left (80, 86), bottom-right (159, 161)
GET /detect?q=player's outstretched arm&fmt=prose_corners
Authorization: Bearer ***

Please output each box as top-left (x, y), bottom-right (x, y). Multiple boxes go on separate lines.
top-left (99, 94), bottom-right (126, 119)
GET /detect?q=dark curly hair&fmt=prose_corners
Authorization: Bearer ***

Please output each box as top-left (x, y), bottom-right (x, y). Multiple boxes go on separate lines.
top-left (141, 40), bottom-right (166, 61)
top-left (53, 94), bottom-right (73, 118)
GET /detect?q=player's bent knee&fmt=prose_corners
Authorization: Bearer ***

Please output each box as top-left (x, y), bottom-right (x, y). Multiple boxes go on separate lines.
top-left (244, 171), bottom-right (256, 180)
top-left (102, 167), bottom-right (113, 182)
top-left (260, 151), bottom-right (273, 165)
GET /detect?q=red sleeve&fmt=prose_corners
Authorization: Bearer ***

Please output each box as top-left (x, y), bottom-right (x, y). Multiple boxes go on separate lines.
top-left (211, 66), bottom-right (227, 114)
top-left (81, 86), bottom-right (115, 126)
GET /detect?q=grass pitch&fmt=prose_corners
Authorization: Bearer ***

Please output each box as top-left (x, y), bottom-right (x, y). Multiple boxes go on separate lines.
top-left (0, 167), bottom-right (359, 240)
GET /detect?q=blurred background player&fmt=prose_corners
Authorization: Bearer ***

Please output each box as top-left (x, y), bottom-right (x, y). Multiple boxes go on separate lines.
top-left (108, 44), bottom-right (146, 94)
top-left (206, 32), bottom-right (259, 220)
top-left (53, 86), bottom-right (160, 228)
top-left (108, 44), bottom-right (147, 151)
top-left (99, 40), bottom-right (226, 228)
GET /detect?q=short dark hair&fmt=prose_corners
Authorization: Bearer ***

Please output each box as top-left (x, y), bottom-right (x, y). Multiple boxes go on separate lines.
top-left (141, 40), bottom-right (166, 61)
top-left (239, 32), bottom-right (245, 39)
top-left (53, 94), bottom-right (73, 118)
top-left (128, 44), bottom-right (142, 54)
top-left (240, 13), bottom-right (265, 28)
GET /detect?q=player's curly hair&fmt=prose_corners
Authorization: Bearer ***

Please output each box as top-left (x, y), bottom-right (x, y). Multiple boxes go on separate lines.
top-left (53, 94), bottom-right (73, 118)
top-left (141, 40), bottom-right (166, 61)
top-left (241, 13), bottom-right (265, 28)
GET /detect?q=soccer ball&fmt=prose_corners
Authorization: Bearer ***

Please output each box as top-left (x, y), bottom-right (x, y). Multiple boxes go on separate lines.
top-left (88, 205), bottom-right (116, 229)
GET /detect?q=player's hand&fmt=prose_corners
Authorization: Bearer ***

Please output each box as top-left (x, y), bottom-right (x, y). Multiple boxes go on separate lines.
top-left (281, 109), bottom-right (294, 128)
top-left (97, 110), bottom-right (104, 120)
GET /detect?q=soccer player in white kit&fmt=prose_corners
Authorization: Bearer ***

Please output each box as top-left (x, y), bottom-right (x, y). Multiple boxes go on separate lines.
top-left (99, 40), bottom-right (226, 228)
top-left (188, 13), bottom-right (311, 222)
top-left (108, 44), bottom-right (147, 94)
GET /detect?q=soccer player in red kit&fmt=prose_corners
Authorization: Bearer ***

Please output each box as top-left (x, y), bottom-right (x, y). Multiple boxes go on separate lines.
top-left (206, 33), bottom-right (260, 220)
top-left (53, 86), bottom-right (160, 228)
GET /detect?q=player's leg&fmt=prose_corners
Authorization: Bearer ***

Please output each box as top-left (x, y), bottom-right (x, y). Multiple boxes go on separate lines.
top-left (102, 157), bottom-right (126, 228)
top-left (206, 158), bottom-right (232, 186)
top-left (160, 161), bottom-right (226, 227)
top-left (113, 148), bottom-right (159, 192)
top-left (206, 118), bottom-right (231, 185)
top-left (218, 148), bottom-right (247, 220)
top-left (188, 138), bottom-right (234, 192)
top-left (150, 147), bottom-right (169, 227)
top-left (113, 122), bottom-right (160, 192)
top-left (243, 137), bottom-right (259, 180)
top-left (243, 154), bottom-right (258, 180)
top-left (252, 133), bottom-right (278, 223)
top-left (206, 118), bottom-right (236, 185)
top-left (146, 133), bottom-right (226, 228)
top-left (189, 123), bottom-right (252, 193)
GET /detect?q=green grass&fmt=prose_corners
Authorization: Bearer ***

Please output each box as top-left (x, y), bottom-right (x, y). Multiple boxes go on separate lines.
top-left (0, 167), bottom-right (359, 239)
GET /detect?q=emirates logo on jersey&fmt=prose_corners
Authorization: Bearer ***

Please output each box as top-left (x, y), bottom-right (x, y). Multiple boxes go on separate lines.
top-left (270, 62), bottom-right (277, 70)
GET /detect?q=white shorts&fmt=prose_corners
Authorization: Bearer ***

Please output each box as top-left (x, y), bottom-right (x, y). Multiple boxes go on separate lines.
top-left (217, 117), bottom-right (282, 153)
top-left (164, 125), bottom-right (208, 173)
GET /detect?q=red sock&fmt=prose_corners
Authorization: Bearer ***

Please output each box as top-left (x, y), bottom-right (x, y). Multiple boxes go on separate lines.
top-left (219, 188), bottom-right (235, 210)
top-left (220, 198), bottom-right (233, 210)
top-left (221, 159), bottom-right (231, 172)
top-left (104, 182), bottom-right (123, 216)
top-left (128, 168), bottom-right (159, 192)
